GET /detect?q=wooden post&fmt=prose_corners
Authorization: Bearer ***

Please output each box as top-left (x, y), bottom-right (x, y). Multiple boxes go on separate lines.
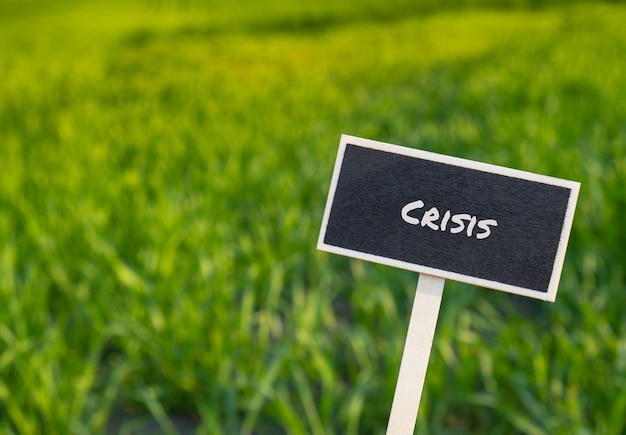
top-left (318, 135), bottom-right (580, 432)
top-left (386, 274), bottom-right (445, 435)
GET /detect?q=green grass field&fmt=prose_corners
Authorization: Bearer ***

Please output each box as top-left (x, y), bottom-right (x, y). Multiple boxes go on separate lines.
top-left (1, 0), bottom-right (626, 433)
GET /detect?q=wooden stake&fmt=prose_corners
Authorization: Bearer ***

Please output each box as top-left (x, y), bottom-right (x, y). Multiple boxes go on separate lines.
top-left (386, 274), bottom-right (445, 435)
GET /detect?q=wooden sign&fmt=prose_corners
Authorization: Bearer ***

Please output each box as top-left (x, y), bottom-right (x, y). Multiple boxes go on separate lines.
top-left (318, 135), bottom-right (579, 301)
top-left (317, 135), bottom-right (580, 434)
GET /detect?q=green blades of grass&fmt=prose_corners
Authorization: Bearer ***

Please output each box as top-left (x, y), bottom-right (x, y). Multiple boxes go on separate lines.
top-left (1, 1), bottom-right (626, 433)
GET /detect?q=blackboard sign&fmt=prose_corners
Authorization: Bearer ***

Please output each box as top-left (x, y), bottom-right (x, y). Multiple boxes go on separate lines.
top-left (318, 135), bottom-right (580, 301)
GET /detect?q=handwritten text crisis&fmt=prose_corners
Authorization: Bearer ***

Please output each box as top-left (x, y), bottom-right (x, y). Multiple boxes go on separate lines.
top-left (401, 200), bottom-right (498, 240)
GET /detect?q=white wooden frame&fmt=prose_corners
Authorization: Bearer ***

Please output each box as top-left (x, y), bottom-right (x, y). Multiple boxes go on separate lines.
top-left (318, 134), bottom-right (580, 302)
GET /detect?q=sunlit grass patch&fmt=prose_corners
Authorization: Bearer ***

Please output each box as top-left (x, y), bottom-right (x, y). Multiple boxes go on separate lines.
top-left (0, 1), bottom-right (625, 433)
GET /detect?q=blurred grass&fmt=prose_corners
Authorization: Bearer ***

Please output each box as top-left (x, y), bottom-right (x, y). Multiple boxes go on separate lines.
top-left (1, 0), bottom-right (625, 433)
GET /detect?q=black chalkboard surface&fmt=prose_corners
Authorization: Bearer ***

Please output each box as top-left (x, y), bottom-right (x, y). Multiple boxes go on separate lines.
top-left (318, 135), bottom-right (580, 301)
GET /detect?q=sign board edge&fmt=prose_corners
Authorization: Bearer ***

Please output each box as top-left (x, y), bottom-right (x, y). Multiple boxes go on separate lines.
top-left (317, 242), bottom-right (556, 301)
top-left (340, 134), bottom-right (581, 189)
top-left (544, 180), bottom-right (581, 301)
top-left (317, 138), bottom-right (348, 250)
top-left (318, 134), bottom-right (581, 302)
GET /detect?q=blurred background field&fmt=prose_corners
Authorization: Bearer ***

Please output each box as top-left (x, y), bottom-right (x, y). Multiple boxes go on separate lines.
top-left (1, 0), bottom-right (625, 433)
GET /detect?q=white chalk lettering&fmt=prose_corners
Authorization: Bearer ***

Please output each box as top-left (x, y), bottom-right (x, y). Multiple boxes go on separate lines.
top-left (466, 216), bottom-right (477, 237)
top-left (401, 200), bottom-right (424, 225)
top-left (450, 213), bottom-right (471, 234)
top-left (401, 200), bottom-right (497, 240)
top-left (421, 207), bottom-right (440, 230)
top-left (476, 219), bottom-right (498, 239)
top-left (440, 210), bottom-right (451, 231)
